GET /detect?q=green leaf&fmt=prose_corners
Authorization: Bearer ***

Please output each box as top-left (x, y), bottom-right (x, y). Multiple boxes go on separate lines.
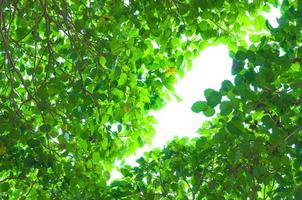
top-left (249, 34), bottom-right (262, 43)
top-left (221, 80), bottom-right (233, 92)
top-left (227, 118), bottom-right (245, 135)
top-left (220, 101), bottom-right (233, 115)
top-left (137, 136), bottom-right (144, 147)
top-left (199, 21), bottom-right (209, 31)
top-left (261, 115), bottom-right (275, 129)
top-left (136, 157), bottom-right (145, 165)
top-left (231, 61), bottom-right (244, 75)
top-left (290, 62), bottom-right (300, 72)
top-left (118, 73), bottom-right (128, 86)
top-left (112, 88), bottom-right (124, 99)
top-left (99, 56), bottom-right (106, 67)
top-left (295, 187), bottom-right (302, 199)
top-left (270, 128), bottom-right (286, 145)
top-left (201, 11), bottom-right (212, 19)
top-left (191, 101), bottom-right (208, 113)
top-left (92, 152), bottom-right (101, 163)
top-left (235, 50), bottom-right (246, 60)
top-left (192, 101), bottom-right (215, 117)
top-left (204, 89), bottom-right (222, 107)
top-left (203, 106), bottom-right (215, 117)
top-left (253, 15), bottom-right (266, 31)
top-left (0, 182), bottom-right (9, 192)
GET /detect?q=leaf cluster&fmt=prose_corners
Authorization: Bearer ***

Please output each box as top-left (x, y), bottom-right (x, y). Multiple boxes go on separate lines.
top-left (1, 0), bottom-right (301, 199)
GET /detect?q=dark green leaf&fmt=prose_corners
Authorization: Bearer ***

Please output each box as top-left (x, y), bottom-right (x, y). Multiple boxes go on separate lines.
top-left (191, 101), bottom-right (208, 113)
top-left (220, 101), bottom-right (233, 115)
top-left (204, 89), bottom-right (222, 107)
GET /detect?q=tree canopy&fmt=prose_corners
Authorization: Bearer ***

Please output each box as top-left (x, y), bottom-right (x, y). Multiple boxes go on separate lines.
top-left (1, 0), bottom-right (302, 199)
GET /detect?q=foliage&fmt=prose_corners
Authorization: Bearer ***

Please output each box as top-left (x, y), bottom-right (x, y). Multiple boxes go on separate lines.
top-left (106, 1), bottom-right (302, 199)
top-left (0, 0), bottom-right (300, 199)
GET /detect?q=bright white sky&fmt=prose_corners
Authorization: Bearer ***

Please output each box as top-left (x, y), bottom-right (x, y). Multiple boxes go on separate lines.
top-left (110, 6), bottom-right (281, 181)
top-left (148, 44), bottom-right (232, 147)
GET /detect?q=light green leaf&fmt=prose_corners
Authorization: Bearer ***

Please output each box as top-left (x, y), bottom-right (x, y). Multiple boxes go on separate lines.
top-left (92, 152), bottom-right (101, 163)
top-left (99, 56), bottom-right (106, 67)
top-left (118, 73), bottom-right (128, 86)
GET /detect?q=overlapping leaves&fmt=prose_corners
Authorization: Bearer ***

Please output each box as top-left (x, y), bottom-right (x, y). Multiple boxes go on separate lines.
top-left (106, 1), bottom-right (302, 199)
top-left (0, 0), bottom-right (294, 199)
